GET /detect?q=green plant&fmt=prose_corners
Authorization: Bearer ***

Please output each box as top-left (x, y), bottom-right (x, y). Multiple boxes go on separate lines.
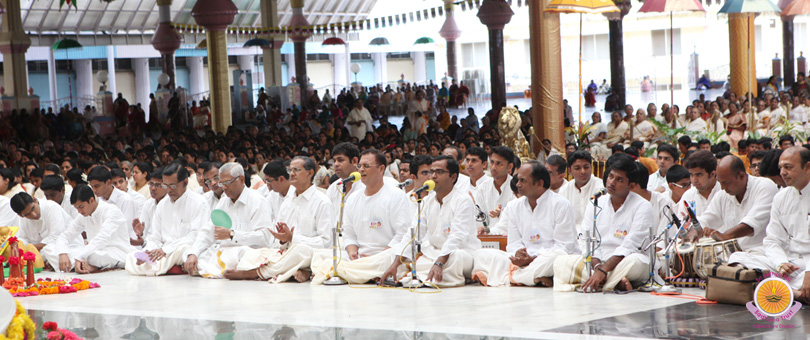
top-left (771, 116), bottom-right (809, 142)
top-left (650, 119), bottom-right (689, 145)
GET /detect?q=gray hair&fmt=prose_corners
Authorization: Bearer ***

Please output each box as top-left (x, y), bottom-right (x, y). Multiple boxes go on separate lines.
top-left (293, 156), bottom-right (317, 181)
top-left (219, 162), bottom-right (244, 178)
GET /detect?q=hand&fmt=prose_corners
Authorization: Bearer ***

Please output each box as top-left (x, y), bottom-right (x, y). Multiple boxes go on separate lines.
top-left (59, 254), bottom-right (72, 272)
top-left (268, 222), bottom-right (295, 244)
top-left (489, 204), bottom-right (502, 219)
top-left (779, 262), bottom-right (799, 276)
top-left (214, 226), bottom-right (231, 241)
top-left (701, 227), bottom-right (716, 239)
top-left (477, 226), bottom-right (488, 235)
top-left (581, 267), bottom-right (606, 293)
top-left (74, 260), bottom-right (90, 274)
top-left (800, 273), bottom-right (810, 303)
top-left (379, 261), bottom-right (400, 286)
top-left (132, 218), bottom-right (145, 238)
top-left (509, 248), bottom-right (535, 268)
top-left (704, 228), bottom-right (728, 241)
top-left (184, 255), bottom-right (198, 275)
top-left (426, 263), bottom-right (444, 283)
top-left (147, 249), bottom-right (166, 262)
top-left (346, 245), bottom-right (359, 261)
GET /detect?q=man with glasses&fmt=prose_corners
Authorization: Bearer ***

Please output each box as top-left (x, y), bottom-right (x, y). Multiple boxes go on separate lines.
top-left (311, 150), bottom-right (411, 284)
top-left (380, 155), bottom-right (482, 287)
top-left (126, 163), bottom-right (209, 276)
top-left (129, 167), bottom-right (164, 248)
top-left (224, 156), bottom-right (331, 283)
top-left (261, 161), bottom-right (295, 217)
top-left (665, 165), bottom-right (691, 204)
top-left (87, 166), bottom-right (139, 245)
top-left (185, 163), bottom-right (274, 278)
top-left (11, 192), bottom-right (80, 270)
top-left (200, 162), bottom-right (224, 211)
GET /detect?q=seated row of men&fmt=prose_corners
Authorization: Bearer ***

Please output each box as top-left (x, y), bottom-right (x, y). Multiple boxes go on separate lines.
top-left (4, 142), bottom-right (808, 303)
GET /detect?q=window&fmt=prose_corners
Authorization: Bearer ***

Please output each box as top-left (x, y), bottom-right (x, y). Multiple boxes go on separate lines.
top-left (651, 29), bottom-right (681, 56)
top-left (461, 42), bottom-right (487, 68)
top-left (582, 34), bottom-right (610, 61)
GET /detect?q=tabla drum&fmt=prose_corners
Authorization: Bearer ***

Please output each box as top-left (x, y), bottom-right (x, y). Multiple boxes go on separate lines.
top-left (693, 238), bottom-right (742, 279)
top-left (670, 242), bottom-right (702, 288)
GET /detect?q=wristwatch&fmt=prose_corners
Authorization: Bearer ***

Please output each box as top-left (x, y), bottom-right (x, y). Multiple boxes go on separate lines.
top-left (433, 261), bottom-right (444, 268)
top-left (229, 230), bottom-right (235, 240)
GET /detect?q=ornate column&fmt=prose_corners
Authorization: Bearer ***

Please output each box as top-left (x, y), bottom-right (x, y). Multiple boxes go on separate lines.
top-left (289, 0), bottom-right (312, 108)
top-left (478, 0), bottom-right (514, 111)
top-left (728, 13), bottom-right (757, 98)
top-left (439, 1), bottom-right (461, 82)
top-left (0, 0), bottom-right (30, 109)
top-left (260, 0), bottom-right (283, 87)
top-left (192, 0), bottom-right (237, 133)
top-left (528, 0), bottom-right (564, 154)
top-left (152, 0), bottom-right (183, 91)
top-left (605, 0), bottom-right (632, 109)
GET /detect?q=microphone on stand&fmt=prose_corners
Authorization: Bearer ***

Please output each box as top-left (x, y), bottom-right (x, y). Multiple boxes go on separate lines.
top-left (411, 180), bottom-right (436, 196)
top-left (664, 205), bottom-right (687, 239)
top-left (591, 188), bottom-right (608, 201)
top-left (397, 179), bottom-right (414, 189)
top-left (337, 172), bottom-right (361, 186)
top-left (683, 201), bottom-right (704, 234)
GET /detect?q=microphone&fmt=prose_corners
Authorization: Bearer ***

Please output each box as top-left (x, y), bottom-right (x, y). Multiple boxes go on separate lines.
top-left (683, 201), bottom-right (704, 234)
top-left (665, 205), bottom-right (687, 238)
top-left (590, 188), bottom-right (607, 200)
top-left (411, 180), bottom-right (436, 196)
top-left (337, 172), bottom-right (361, 185)
top-left (397, 179), bottom-right (414, 189)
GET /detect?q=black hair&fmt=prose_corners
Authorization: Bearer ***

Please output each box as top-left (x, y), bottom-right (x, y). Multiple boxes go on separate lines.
top-left (332, 142), bottom-right (360, 162)
top-left (410, 155), bottom-right (434, 176)
top-left (779, 134), bottom-right (795, 145)
top-left (684, 150), bottom-right (717, 173)
top-left (263, 161), bottom-right (289, 180)
top-left (749, 150), bottom-right (768, 161)
top-left (567, 150), bottom-right (593, 168)
top-left (111, 168), bottom-right (127, 179)
top-left (759, 149), bottom-right (783, 177)
top-left (133, 162), bottom-right (152, 176)
top-left (30, 168), bottom-right (45, 179)
top-left (545, 155), bottom-right (567, 175)
top-left (527, 161), bottom-right (551, 189)
top-left (630, 141), bottom-right (644, 150)
top-left (70, 184), bottom-right (95, 204)
top-left (510, 174), bottom-right (519, 193)
top-left (163, 162), bottom-right (190, 181)
top-left (434, 155), bottom-right (460, 184)
top-left (66, 168), bottom-right (86, 185)
top-left (444, 145), bottom-right (463, 162)
top-left (87, 166), bottom-right (112, 183)
top-left (698, 139), bottom-right (711, 146)
top-left (44, 164), bottom-right (62, 177)
top-left (634, 162), bottom-right (650, 189)
top-left (490, 146), bottom-right (516, 168)
top-left (677, 135), bottom-right (692, 146)
top-left (466, 147), bottom-right (488, 163)
top-left (9, 192), bottom-right (34, 215)
top-left (607, 153), bottom-right (640, 185)
top-left (149, 167), bottom-right (164, 181)
top-left (737, 139), bottom-right (749, 150)
top-left (0, 168), bottom-right (16, 187)
top-left (201, 161), bottom-right (223, 173)
top-left (611, 144), bottom-right (625, 153)
top-left (40, 175), bottom-right (65, 192)
top-left (624, 147), bottom-right (640, 158)
top-left (360, 149), bottom-right (387, 167)
top-left (666, 165), bottom-right (690, 184)
top-left (657, 144), bottom-right (680, 161)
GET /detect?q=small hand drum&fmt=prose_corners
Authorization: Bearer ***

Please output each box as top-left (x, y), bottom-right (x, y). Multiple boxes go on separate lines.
top-left (693, 238), bottom-right (742, 279)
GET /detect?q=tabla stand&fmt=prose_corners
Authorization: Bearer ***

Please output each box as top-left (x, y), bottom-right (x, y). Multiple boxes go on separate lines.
top-left (324, 186), bottom-right (348, 285)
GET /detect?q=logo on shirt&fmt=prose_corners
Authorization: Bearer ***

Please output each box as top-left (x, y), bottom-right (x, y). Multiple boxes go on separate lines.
top-left (369, 219), bottom-right (383, 230)
top-left (613, 230), bottom-right (628, 238)
top-left (529, 234), bottom-right (541, 243)
top-left (442, 223), bottom-right (451, 235)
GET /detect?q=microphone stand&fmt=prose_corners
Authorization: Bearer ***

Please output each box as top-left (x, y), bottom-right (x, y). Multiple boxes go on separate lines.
top-left (584, 196), bottom-right (599, 274)
top-left (639, 221), bottom-right (663, 292)
top-left (324, 183), bottom-right (349, 285)
top-left (654, 208), bottom-right (682, 294)
top-left (403, 195), bottom-right (425, 288)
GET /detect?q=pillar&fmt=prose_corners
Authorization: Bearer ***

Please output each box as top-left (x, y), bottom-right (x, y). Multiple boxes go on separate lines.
top-left (332, 52), bottom-right (348, 90)
top-left (286, 54), bottom-right (296, 85)
top-left (47, 49), bottom-right (57, 106)
top-left (413, 51), bottom-right (427, 85)
top-left (260, 0), bottom-right (283, 87)
top-left (152, 0), bottom-right (183, 91)
top-left (439, 1), bottom-right (461, 81)
top-left (133, 58), bottom-right (150, 106)
top-left (478, 0), bottom-right (514, 112)
top-left (528, 0), bottom-right (564, 153)
top-left (0, 0), bottom-right (30, 109)
top-left (187, 56), bottom-right (205, 95)
top-left (605, 1), bottom-right (631, 110)
top-left (74, 59), bottom-right (93, 100)
top-left (289, 0), bottom-right (311, 107)
top-left (192, 0), bottom-right (237, 133)
top-left (106, 45), bottom-right (117, 95)
top-left (238, 54), bottom-right (254, 73)
top-left (728, 13), bottom-right (757, 99)
top-left (372, 52), bottom-right (388, 86)
top-left (783, 17), bottom-right (795, 87)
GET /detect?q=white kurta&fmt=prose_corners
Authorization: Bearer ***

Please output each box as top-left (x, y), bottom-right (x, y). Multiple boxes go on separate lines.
top-left (647, 170), bottom-right (667, 192)
top-left (54, 201), bottom-right (133, 271)
top-left (685, 118), bottom-right (708, 133)
top-left (126, 189), bottom-right (147, 219)
top-left (126, 190), bottom-right (210, 276)
top-left (58, 196), bottom-right (79, 220)
top-left (21, 200), bottom-right (83, 268)
top-left (100, 187), bottom-right (138, 239)
top-left (559, 175), bottom-right (605, 227)
top-left (202, 190), bottom-right (221, 212)
top-left (677, 181), bottom-right (722, 219)
top-left (700, 175), bottom-right (778, 252)
top-left (728, 183), bottom-right (810, 290)
top-left (342, 184), bottom-right (411, 257)
top-left (346, 107), bottom-right (373, 139)
top-left (472, 175), bottom-right (515, 228)
top-left (138, 198), bottom-right (160, 241)
top-left (649, 191), bottom-right (676, 237)
top-left (0, 196), bottom-right (19, 227)
top-left (265, 186), bottom-right (295, 219)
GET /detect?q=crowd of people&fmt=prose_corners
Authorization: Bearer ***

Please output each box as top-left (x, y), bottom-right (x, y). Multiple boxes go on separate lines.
top-left (0, 73), bottom-right (808, 304)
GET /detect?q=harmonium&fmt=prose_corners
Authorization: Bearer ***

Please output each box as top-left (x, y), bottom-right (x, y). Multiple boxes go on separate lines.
top-left (478, 235), bottom-right (507, 251)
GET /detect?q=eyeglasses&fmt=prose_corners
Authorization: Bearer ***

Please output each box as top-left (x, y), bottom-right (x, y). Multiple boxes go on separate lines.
top-left (671, 182), bottom-right (691, 189)
top-left (148, 182), bottom-right (163, 188)
top-left (204, 176), bottom-right (219, 186)
top-left (430, 169), bottom-right (449, 176)
top-left (419, 170), bottom-right (431, 177)
top-left (358, 163), bottom-right (380, 169)
top-left (264, 177), bottom-right (275, 185)
top-left (750, 163), bottom-right (760, 169)
top-left (160, 183), bottom-right (181, 189)
top-left (289, 167), bottom-right (305, 174)
top-left (217, 177), bottom-right (240, 188)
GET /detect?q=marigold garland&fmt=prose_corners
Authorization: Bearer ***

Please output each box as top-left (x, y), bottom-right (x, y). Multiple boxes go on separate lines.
top-left (2, 277), bottom-right (100, 297)
top-left (0, 301), bottom-right (36, 340)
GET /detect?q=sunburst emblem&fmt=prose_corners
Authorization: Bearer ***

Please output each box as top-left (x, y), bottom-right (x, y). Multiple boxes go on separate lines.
top-left (755, 278), bottom-right (793, 316)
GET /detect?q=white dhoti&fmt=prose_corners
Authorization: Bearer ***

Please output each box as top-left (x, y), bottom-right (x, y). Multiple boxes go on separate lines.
top-left (553, 253), bottom-right (651, 292)
top-left (729, 252), bottom-right (807, 290)
top-left (196, 245), bottom-right (253, 279)
top-left (472, 248), bottom-right (566, 287)
top-left (236, 244), bottom-right (314, 283)
top-left (124, 245), bottom-right (190, 276)
top-left (41, 244), bottom-right (72, 271)
top-left (43, 245), bottom-right (127, 272)
top-left (413, 249), bottom-right (474, 288)
top-left (311, 249), bottom-right (395, 285)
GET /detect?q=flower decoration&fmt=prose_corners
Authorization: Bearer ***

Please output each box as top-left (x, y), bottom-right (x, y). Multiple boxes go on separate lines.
top-left (42, 321), bottom-right (82, 340)
top-left (7, 236), bottom-right (17, 244)
top-left (16, 249), bottom-right (22, 257)
top-left (0, 301), bottom-right (36, 340)
top-left (22, 252), bottom-right (35, 262)
top-left (0, 256), bottom-right (5, 262)
top-left (4, 277), bottom-right (100, 297)
top-left (7, 257), bottom-right (19, 265)
top-left (43, 322), bottom-right (58, 331)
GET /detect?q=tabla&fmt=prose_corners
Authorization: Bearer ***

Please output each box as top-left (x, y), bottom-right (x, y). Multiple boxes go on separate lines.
top-left (693, 238), bottom-right (742, 279)
top-left (670, 242), bottom-right (703, 288)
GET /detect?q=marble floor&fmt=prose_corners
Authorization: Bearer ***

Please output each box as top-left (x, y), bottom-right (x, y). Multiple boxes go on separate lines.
top-left (15, 270), bottom-right (802, 339)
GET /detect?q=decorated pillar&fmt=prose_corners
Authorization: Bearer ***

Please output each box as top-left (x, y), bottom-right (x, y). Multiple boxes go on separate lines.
top-left (260, 0), bottom-right (283, 87)
top-left (133, 58), bottom-right (151, 106)
top-left (478, 0), bottom-right (514, 112)
top-left (528, 0), bottom-right (564, 154)
top-left (152, 0), bottom-right (183, 91)
top-left (605, 0), bottom-right (632, 109)
top-left (0, 0), bottom-right (30, 109)
top-left (192, 0), bottom-right (237, 133)
top-left (289, 0), bottom-right (312, 107)
top-left (728, 13), bottom-right (757, 99)
top-left (439, 1), bottom-right (461, 82)
top-left (187, 56), bottom-right (206, 96)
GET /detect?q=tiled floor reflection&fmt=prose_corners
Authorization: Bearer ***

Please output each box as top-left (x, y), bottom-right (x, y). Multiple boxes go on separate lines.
top-left (548, 302), bottom-right (810, 340)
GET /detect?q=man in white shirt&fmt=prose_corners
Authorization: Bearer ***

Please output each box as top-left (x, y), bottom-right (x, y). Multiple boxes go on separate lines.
top-left (131, 167), bottom-right (166, 249)
top-left (443, 145), bottom-right (471, 194)
top-left (698, 155), bottom-right (778, 253)
top-left (262, 160), bottom-right (295, 214)
top-left (200, 162), bottom-right (224, 211)
top-left (727, 147), bottom-right (810, 303)
top-left (464, 147), bottom-right (490, 191)
top-left (40, 175), bottom-right (78, 219)
top-left (326, 143), bottom-right (364, 217)
top-left (472, 162), bottom-right (579, 287)
top-left (647, 144), bottom-right (679, 192)
top-left (184, 163), bottom-right (274, 279)
top-left (87, 166), bottom-right (138, 244)
top-left (126, 164), bottom-right (209, 276)
top-left (678, 150), bottom-right (722, 222)
top-left (474, 146), bottom-right (516, 234)
top-left (346, 99), bottom-right (373, 140)
top-left (311, 150), bottom-right (411, 284)
top-left (545, 155), bottom-right (569, 193)
top-left (112, 168), bottom-right (147, 246)
top-left (223, 156), bottom-right (332, 283)
top-left (11, 192), bottom-right (80, 270)
top-left (380, 156), bottom-right (482, 287)
top-left (554, 153), bottom-right (654, 292)
top-left (560, 151), bottom-right (605, 227)
top-left (685, 106), bottom-right (708, 133)
top-left (0, 195), bottom-right (19, 228)
top-left (55, 185), bottom-right (133, 273)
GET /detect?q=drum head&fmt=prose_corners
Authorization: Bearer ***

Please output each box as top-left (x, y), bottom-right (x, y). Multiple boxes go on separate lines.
top-left (677, 242), bottom-right (695, 253)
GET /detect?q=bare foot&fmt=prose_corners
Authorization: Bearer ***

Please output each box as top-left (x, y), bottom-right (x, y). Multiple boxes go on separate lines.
top-left (616, 277), bottom-right (633, 291)
top-left (535, 277), bottom-right (554, 287)
top-left (223, 269), bottom-right (260, 280)
top-left (86, 263), bottom-right (100, 273)
top-left (293, 269), bottom-right (310, 282)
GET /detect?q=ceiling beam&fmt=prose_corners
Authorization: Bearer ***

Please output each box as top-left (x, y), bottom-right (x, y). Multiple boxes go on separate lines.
top-left (125, 0), bottom-right (146, 32)
top-left (35, 0), bottom-right (57, 31)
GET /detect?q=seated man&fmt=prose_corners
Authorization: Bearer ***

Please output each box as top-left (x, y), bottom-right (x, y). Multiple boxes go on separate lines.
top-left (472, 162), bottom-right (579, 287)
top-left (311, 150), bottom-right (411, 284)
top-left (728, 147), bottom-right (810, 303)
top-left (125, 164), bottom-right (209, 276)
top-left (262, 161), bottom-right (295, 215)
top-left (223, 156), bottom-right (332, 283)
top-left (678, 150), bottom-right (721, 218)
top-left (87, 166), bottom-right (138, 244)
top-left (112, 168), bottom-right (146, 217)
top-left (130, 167), bottom-right (165, 248)
top-left (40, 175), bottom-right (78, 219)
top-left (474, 146), bottom-right (516, 233)
top-left (380, 156), bottom-right (482, 287)
top-left (54, 185), bottom-right (133, 273)
top-left (200, 162), bottom-right (224, 211)
top-left (553, 153), bottom-right (654, 292)
top-left (184, 162), bottom-right (274, 279)
top-left (697, 155), bottom-right (778, 253)
top-left (10, 192), bottom-right (80, 269)
top-left (559, 150), bottom-right (605, 227)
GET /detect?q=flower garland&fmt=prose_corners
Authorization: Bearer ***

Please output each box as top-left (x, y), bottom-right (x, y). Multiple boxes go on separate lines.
top-left (43, 321), bottom-right (82, 340)
top-left (0, 301), bottom-right (35, 340)
top-left (3, 278), bottom-right (100, 297)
